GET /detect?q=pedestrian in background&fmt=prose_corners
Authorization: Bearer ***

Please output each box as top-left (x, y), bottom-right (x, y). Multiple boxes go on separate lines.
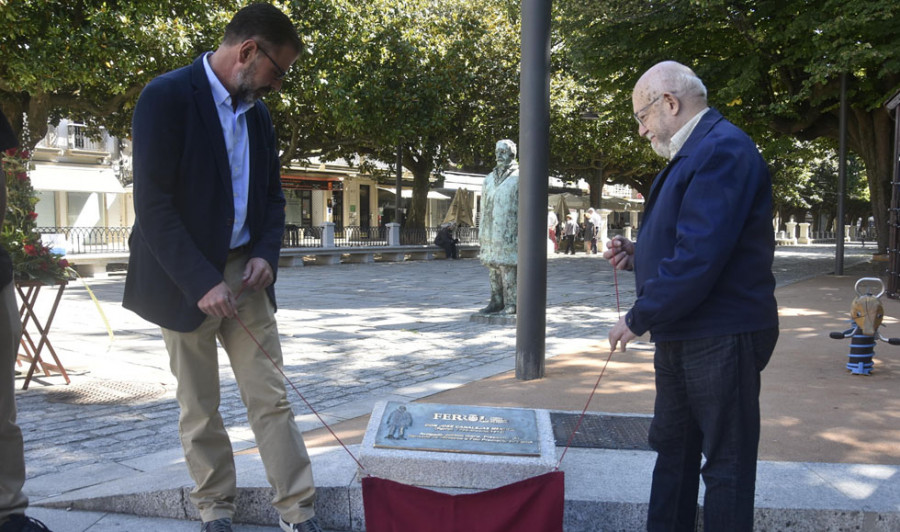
top-left (588, 207), bottom-right (603, 253)
top-left (563, 213), bottom-right (578, 255)
top-left (547, 206), bottom-right (559, 253)
top-left (122, 5), bottom-right (322, 532)
top-left (582, 213), bottom-right (594, 254)
top-left (604, 60), bottom-right (778, 532)
top-left (434, 222), bottom-right (459, 259)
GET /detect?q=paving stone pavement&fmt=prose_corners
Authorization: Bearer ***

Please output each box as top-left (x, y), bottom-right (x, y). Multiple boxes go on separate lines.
top-left (14, 243), bottom-right (874, 485)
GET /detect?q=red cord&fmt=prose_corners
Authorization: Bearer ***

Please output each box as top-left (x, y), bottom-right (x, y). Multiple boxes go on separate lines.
top-left (234, 287), bottom-right (369, 475)
top-left (234, 259), bottom-right (625, 475)
top-left (554, 348), bottom-right (614, 470)
top-left (555, 261), bottom-right (622, 470)
top-left (613, 265), bottom-right (621, 319)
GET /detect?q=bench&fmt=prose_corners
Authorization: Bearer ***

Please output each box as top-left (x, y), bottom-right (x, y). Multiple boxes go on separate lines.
top-left (278, 243), bottom-right (479, 267)
top-left (67, 252), bottom-right (131, 277)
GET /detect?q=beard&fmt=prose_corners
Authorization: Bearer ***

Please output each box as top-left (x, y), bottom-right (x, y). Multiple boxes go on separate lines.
top-left (233, 61), bottom-right (271, 104)
top-left (648, 133), bottom-right (672, 159)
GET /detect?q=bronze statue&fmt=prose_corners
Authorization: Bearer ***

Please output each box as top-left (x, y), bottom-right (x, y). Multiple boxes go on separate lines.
top-left (478, 140), bottom-right (519, 315)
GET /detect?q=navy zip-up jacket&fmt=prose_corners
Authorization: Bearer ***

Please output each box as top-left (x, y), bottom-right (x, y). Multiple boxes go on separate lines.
top-left (624, 108), bottom-right (778, 341)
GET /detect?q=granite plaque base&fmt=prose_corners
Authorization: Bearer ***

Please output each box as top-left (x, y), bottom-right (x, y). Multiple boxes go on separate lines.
top-left (358, 401), bottom-right (556, 489)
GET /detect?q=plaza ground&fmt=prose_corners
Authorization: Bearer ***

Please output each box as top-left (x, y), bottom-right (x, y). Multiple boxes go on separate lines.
top-left (13, 243), bottom-right (898, 530)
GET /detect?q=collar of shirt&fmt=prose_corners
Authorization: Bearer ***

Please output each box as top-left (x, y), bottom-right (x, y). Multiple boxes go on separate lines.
top-left (668, 107), bottom-right (710, 160)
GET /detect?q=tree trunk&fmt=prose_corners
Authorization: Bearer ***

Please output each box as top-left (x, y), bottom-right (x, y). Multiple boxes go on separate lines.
top-left (407, 166), bottom-right (431, 233)
top-left (1, 93), bottom-right (50, 150)
top-left (587, 168), bottom-right (602, 208)
top-left (849, 107), bottom-right (893, 254)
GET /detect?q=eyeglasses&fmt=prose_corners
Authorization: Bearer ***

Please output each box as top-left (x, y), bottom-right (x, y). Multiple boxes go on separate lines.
top-left (633, 95), bottom-right (662, 127)
top-left (256, 43), bottom-right (287, 80)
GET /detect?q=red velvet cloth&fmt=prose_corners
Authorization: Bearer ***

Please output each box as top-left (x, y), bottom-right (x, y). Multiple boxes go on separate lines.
top-left (362, 471), bottom-right (564, 532)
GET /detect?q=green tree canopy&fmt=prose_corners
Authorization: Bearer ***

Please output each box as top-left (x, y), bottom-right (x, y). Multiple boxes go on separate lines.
top-left (557, 0), bottom-right (900, 252)
top-left (0, 0), bottom-right (237, 146)
top-left (272, 0), bottom-right (523, 231)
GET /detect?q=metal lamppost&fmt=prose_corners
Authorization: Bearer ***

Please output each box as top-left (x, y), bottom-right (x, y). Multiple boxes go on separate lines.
top-left (395, 142), bottom-right (403, 227)
top-left (515, 0), bottom-right (551, 380)
top-left (885, 90), bottom-right (900, 297)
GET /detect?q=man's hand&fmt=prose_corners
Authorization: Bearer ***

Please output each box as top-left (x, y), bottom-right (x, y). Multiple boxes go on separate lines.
top-left (608, 316), bottom-right (637, 353)
top-left (603, 236), bottom-right (635, 271)
top-left (242, 257), bottom-right (274, 292)
top-left (198, 282), bottom-right (237, 318)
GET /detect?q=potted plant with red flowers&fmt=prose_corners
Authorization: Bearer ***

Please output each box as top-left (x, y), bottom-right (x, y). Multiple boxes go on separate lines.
top-left (2, 147), bottom-right (75, 284)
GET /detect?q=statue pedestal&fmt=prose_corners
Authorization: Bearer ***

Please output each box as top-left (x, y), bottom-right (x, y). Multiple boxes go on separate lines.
top-left (784, 221), bottom-right (798, 245)
top-left (797, 222), bottom-right (812, 244)
top-left (469, 313), bottom-right (516, 326)
top-left (358, 401), bottom-right (556, 489)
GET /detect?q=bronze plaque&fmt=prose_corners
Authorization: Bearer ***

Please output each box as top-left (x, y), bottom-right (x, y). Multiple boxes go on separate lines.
top-left (374, 402), bottom-right (541, 456)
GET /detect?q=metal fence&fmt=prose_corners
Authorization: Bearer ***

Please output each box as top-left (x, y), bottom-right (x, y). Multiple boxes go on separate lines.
top-left (335, 225), bottom-right (388, 247)
top-left (282, 225), bottom-right (323, 248)
top-left (456, 226), bottom-right (479, 244)
top-left (38, 225), bottom-right (479, 254)
top-left (398, 227), bottom-right (435, 245)
top-left (811, 231), bottom-right (837, 243)
top-left (396, 226), bottom-right (480, 246)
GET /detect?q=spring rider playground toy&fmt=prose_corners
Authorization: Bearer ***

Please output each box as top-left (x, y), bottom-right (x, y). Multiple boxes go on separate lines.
top-left (829, 277), bottom-right (900, 375)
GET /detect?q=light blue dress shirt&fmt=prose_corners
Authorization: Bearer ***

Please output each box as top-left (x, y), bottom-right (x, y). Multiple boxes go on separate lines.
top-left (202, 52), bottom-right (252, 249)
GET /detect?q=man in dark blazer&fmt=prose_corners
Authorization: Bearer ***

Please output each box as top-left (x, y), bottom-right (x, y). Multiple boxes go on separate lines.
top-left (604, 61), bottom-right (779, 532)
top-left (123, 5), bottom-right (322, 532)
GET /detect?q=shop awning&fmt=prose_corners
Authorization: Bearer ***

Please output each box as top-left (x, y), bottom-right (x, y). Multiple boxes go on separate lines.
top-left (600, 196), bottom-right (644, 212)
top-left (29, 165), bottom-right (125, 194)
top-left (378, 187), bottom-right (451, 200)
top-left (281, 174), bottom-right (342, 190)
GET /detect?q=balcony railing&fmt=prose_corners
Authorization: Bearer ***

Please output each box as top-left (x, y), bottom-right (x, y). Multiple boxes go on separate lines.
top-left (68, 125), bottom-right (108, 152)
top-left (37, 226), bottom-right (131, 254)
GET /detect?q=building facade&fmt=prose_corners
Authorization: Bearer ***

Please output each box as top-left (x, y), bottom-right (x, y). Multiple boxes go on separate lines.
top-left (30, 120), bottom-right (132, 253)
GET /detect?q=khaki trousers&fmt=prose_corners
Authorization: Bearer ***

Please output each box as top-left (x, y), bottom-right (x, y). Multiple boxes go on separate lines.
top-left (0, 280), bottom-right (27, 522)
top-left (161, 252), bottom-right (315, 523)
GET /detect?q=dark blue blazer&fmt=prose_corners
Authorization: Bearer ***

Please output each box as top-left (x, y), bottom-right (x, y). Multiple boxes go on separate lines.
top-left (123, 55), bottom-right (286, 332)
top-left (625, 108), bottom-right (778, 341)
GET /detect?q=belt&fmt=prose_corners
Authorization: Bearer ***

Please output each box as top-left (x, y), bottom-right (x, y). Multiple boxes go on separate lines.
top-left (229, 243), bottom-right (251, 255)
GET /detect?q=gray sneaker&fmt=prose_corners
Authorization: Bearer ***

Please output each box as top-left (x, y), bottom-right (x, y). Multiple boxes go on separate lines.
top-left (280, 517), bottom-right (323, 532)
top-left (200, 518), bottom-right (233, 532)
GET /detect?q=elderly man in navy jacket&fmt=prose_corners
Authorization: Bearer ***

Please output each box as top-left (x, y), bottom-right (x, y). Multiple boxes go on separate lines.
top-left (123, 5), bottom-right (321, 532)
top-left (604, 61), bottom-right (778, 532)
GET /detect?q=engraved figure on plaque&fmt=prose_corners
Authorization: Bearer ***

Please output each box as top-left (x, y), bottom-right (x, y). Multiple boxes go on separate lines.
top-left (385, 405), bottom-right (413, 440)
